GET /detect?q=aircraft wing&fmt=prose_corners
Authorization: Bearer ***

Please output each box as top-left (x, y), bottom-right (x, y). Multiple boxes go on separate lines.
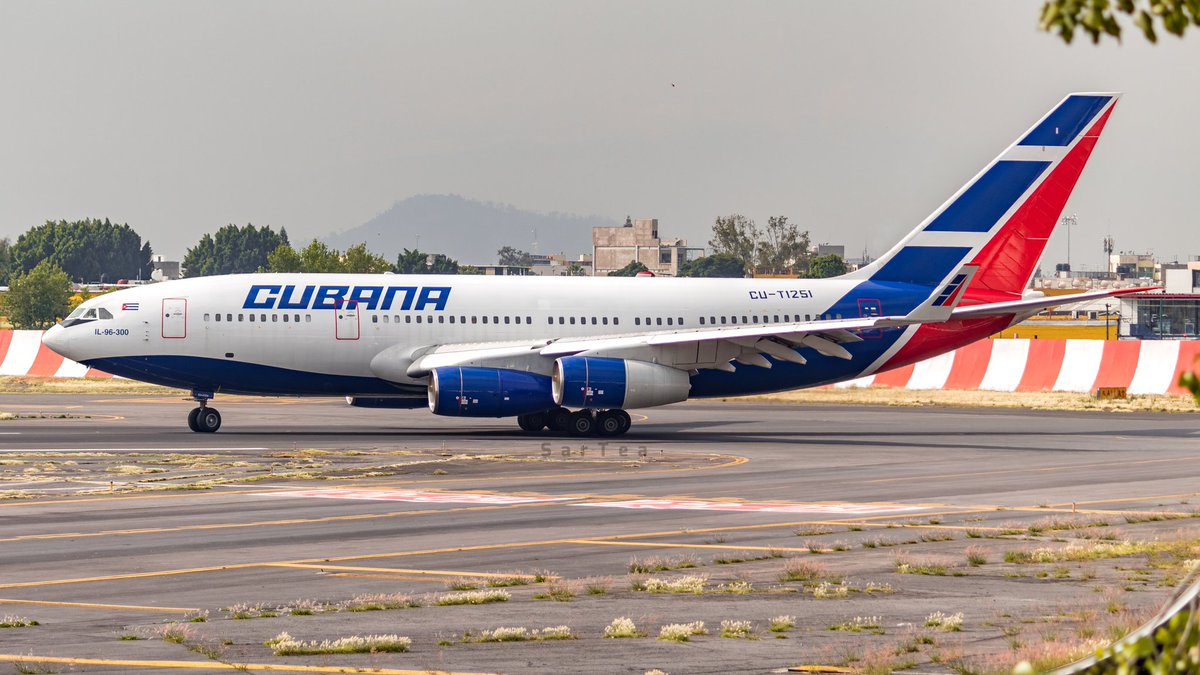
top-left (949, 287), bottom-right (1155, 320)
top-left (404, 315), bottom-right (922, 377)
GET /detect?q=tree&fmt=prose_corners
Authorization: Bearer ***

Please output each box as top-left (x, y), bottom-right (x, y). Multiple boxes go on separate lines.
top-left (0, 237), bottom-right (11, 286)
top-left (497, 246), bottom-right (532, 267)
top-left (299, 240), bottom-right (346, 273)
top-left (678, 253), bottom-right (746, 278)
top-left (808, 254), bottom-right (848, 279)
top-left (708, 215), bottom-right (759, 275)
top-left (607, 260), bottom-right (649, 277)
top-left (11, 219), bottom-right (152, 282)
top-left (182, 224), bottom-right (289, 277)
top-left (756, 216), bottom-right (811, 276)
top-left (1041, 0), bottom-right (1200, 44)
top-left (565, 262), bottom-right (588, 276)
top-left (395, 248), bottom-right (460, 274)
top-left (3, 261), bottom-right (71, 329)
top-left (266, 243), bottom-right (303, 272)
top-left (459, 265), bottom-right (483, 275)
top-left (343, 243), bottom-right (393, 273)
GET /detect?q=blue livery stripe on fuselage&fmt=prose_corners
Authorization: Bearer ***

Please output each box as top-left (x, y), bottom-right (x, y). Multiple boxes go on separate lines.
top-left (868, 246), bottom-right (970, 287)
top-left (923, 161), bottom-right (1050, 233)
top-left (1018, 95), bottom-right (1110, 147)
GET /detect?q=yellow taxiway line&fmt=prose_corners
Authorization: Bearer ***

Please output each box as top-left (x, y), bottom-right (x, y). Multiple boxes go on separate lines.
top-left (263, 563), bottom-right (541, 580)
top-left (0, 598), bottom-right (198, 613)
top-left (0, 654), bottom-right (498, 674)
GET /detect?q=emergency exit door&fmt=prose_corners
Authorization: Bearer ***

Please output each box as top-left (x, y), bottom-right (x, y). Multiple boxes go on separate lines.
top-left (162, 298), bottom-right (187, 339)
top-left (335, 300), bottom-right (360, 340)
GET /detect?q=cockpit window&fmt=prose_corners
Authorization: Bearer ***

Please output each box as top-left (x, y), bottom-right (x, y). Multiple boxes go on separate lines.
top-left (82, 309), bottom-right (97, 320)
top-left (62, 305), bottom-right (115, 327)
top-left (97, 308), bottom-right (114, 320)
top-left (66, 307), bottom-right (86, 320)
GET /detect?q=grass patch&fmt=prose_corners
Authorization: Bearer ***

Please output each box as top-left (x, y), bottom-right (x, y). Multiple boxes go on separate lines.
top-left (716, 580), bottom-right (754, 594)
top-left (719, 619), bottom-right (755, 639)
top-left (778, 558), bottom-right (833, 583)
top-left (344, 593), bottom-right (420, 611)
top-left (267, 632), bottom-right (410, 655)
top-left (628, 554), bottom-right (699, 573)
top-left (533, 579), bottom-right (578, 601)
top-left (658, 621), bottom-right (707, 642)
top-left (436, 589), bottom-right (510, 606)
top-left (641, 575), bottom-right (707, 594)
top-left (769, 615), bottom-right (795, 632)
top-left (895, 554), bottom-right (948, 576)
top-left (603, 617), bottom-right (644, 639)
top-left (812, 581), bottom-right (851, 599)
top-left (829, 616), bottom-right (883, 634)
top-left (924, 611), bottom-right (964, 632)
top-left (465, 626), bottom-right (574, 642)
top-left (965, 545), bottom-right (989, 567)
top-left (0, 615), bottom-right (39, 628)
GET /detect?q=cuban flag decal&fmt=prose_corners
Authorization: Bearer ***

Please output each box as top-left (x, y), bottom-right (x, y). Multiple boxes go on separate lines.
top-left (122, 302), bottom-right (140, 311)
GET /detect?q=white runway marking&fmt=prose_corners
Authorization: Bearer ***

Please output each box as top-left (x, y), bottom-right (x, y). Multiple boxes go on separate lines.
top-left (579, 499), bottom-right (924, 515)
top-left (255, 489), bottom-right (574, 505)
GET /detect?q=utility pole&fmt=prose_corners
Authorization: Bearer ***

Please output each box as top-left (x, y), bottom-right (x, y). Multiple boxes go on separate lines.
top-left (1061, 213), bottom-right (1077, 272)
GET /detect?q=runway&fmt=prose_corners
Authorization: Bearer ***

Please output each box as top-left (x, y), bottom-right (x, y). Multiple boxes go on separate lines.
top-left (1, 394), bottom-right (1198, 674)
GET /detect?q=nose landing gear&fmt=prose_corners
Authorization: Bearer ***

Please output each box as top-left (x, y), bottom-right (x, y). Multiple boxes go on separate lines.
top-left (186, 392), bottom-right (221, 433)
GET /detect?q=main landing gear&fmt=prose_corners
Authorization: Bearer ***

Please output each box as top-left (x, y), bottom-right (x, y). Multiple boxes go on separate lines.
top-left (187, 393), bottom-right (221, 433)
top-left (517, 407), bottom-right (632, 437)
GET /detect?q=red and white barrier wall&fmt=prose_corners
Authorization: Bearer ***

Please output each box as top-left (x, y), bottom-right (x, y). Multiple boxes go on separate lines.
top-left (838, 338), bottom-right (1200, 396)
top-left (2, 330), bottom-right (1198, 395)
top-left (0, 330), bottom-right (112, 378)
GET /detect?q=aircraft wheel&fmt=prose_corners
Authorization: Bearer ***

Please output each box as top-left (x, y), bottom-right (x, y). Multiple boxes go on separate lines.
top-left (548, 407), bottom-right (573, 432)
top-left (615, 409), bottom-right (632, 435)
top-left (595, 410), bottom-right (624, 437)
top-left (567, 410), bottom-right (595, 437)
top-left (187, 407), bottom-right (201, 432)
top-left (194, 407), bottom-right (222, 433)
top-left (517, 412), bottom-right (547, 432)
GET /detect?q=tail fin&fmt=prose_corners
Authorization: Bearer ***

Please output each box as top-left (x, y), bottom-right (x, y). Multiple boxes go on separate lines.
top-left (846, 93), bottom-right (1119, 305)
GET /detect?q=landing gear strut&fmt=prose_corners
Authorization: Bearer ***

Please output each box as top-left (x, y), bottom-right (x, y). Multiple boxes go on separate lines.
top-left (187, 393), bottom-right (221, 433)
top-left (518, 408), bottom-right (631, 436)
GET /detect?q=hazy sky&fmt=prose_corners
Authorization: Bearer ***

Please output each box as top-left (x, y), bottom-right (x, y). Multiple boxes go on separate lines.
top-left (2, 1), bottom-right (1198, 269)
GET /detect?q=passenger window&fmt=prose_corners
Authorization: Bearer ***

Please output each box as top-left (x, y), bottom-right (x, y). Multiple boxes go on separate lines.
top-left (371, 315), bottom-right (377, 323)
top-left (406, 316), bottom-right (412, 323)
top-left (720, 316), bottom-right (727, 324)
top-left (438, 316), bottom-right (444, 323)
top-left (656, 318), bottom-right (662, 326)
top-left (494, 316), bottom-right (499, 324)
top-left (836, 313), bottom-right (843, 320)
top-left (504, 316), bottom-right (510, 324)
top-left (613, 317), bottom-right (619, 325)
top-left (569, 317), bottom-right (576, 325)
top-left (295, 314), bottom-right (300, 323)
top-left (215, 314), bottom-right (222, 322)
top-left (284, 314), bottom-right (290, 323)
top-left (558, 317), bottom-right (564, 325)
top-left (678, 317), bottom-right (683, 325)
top-left (526, 317), bottom-right (531, 324)
top-left (547, 317), bottom-right (553, 325)
top-left (591, 317), bottom-right (597, 325)
top-left (773, 315), bottom-right (779, 322)
top-left (460, 316), bottom-right (466, 323)
top-left (699, 317), bottom-right (706, 325)
top-left (805, 314), bottom-right (811, 321)
top-left (742, 316), bottom-right (748, 323)
top-left (753, 316), bottom-right (759, 323)
top-left (249, 314), bottom-right (255, 322)
top-left (271, 314), bottom-right (277, 322)
top-left (667, 318), bottom-right (673, 326)
top-left (472, 316), bottom-right (478, 324)
top-left (260, 314), bottom-right (266, 322)
top-left (636, 318), bottom-right (641, 326)
top-left (204, 313), bottom-right (211, 321)
top-left (602, 317), bottom-right (608, 325)
top-left (238, 314), bottom-right (244, 322)
top-left (383, 315), bottom-right (389, 324)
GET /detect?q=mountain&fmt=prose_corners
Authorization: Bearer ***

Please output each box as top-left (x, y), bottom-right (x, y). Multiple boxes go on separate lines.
top-left (326, 194), bottom-right (615, 264)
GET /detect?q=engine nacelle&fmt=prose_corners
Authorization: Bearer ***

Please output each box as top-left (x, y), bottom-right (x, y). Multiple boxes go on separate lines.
top-left (428, 367), bottom-right (555, 417)
top-left (552, 356), bottom-right (690, 410)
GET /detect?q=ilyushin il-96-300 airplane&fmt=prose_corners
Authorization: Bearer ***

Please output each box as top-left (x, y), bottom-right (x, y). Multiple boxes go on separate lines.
top-left (43, 92), bottom-right (1145, 436)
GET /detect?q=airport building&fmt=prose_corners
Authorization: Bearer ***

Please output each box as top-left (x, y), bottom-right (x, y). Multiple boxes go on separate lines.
top-left (592, 217), bottom-right (705, 277)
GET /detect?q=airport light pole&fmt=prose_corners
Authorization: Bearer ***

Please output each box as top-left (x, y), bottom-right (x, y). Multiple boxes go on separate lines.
top-left (1061, 213), bottom-right (1077, 272)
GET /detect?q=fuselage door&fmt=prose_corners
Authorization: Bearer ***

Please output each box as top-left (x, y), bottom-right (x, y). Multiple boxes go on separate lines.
top-left (857, 298), bottom-right (882, 339)
top-left (162, 298), bottom-right (187, 339)
top-left (335, 299), bottom-right (360, 341)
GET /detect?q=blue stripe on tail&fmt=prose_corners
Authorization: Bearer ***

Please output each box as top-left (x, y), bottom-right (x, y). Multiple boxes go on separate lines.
top-left (869, 246), bottom-right (970, 286)
top-left (924, 161), bottom-right (1050, 232)
top-left (1018, 95), bottom-right (1111, 147)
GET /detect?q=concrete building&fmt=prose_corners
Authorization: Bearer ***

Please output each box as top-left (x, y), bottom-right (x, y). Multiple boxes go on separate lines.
top-left (592, 217), bottom-right (704, 276)
top-left (529, 253), bottom-right (592, 277)
top-left (151, 256), bottom-right (181, 281)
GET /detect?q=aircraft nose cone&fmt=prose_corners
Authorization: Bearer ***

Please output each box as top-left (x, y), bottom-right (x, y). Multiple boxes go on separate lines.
top-left (42, 324), bottom-right (70, 357)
